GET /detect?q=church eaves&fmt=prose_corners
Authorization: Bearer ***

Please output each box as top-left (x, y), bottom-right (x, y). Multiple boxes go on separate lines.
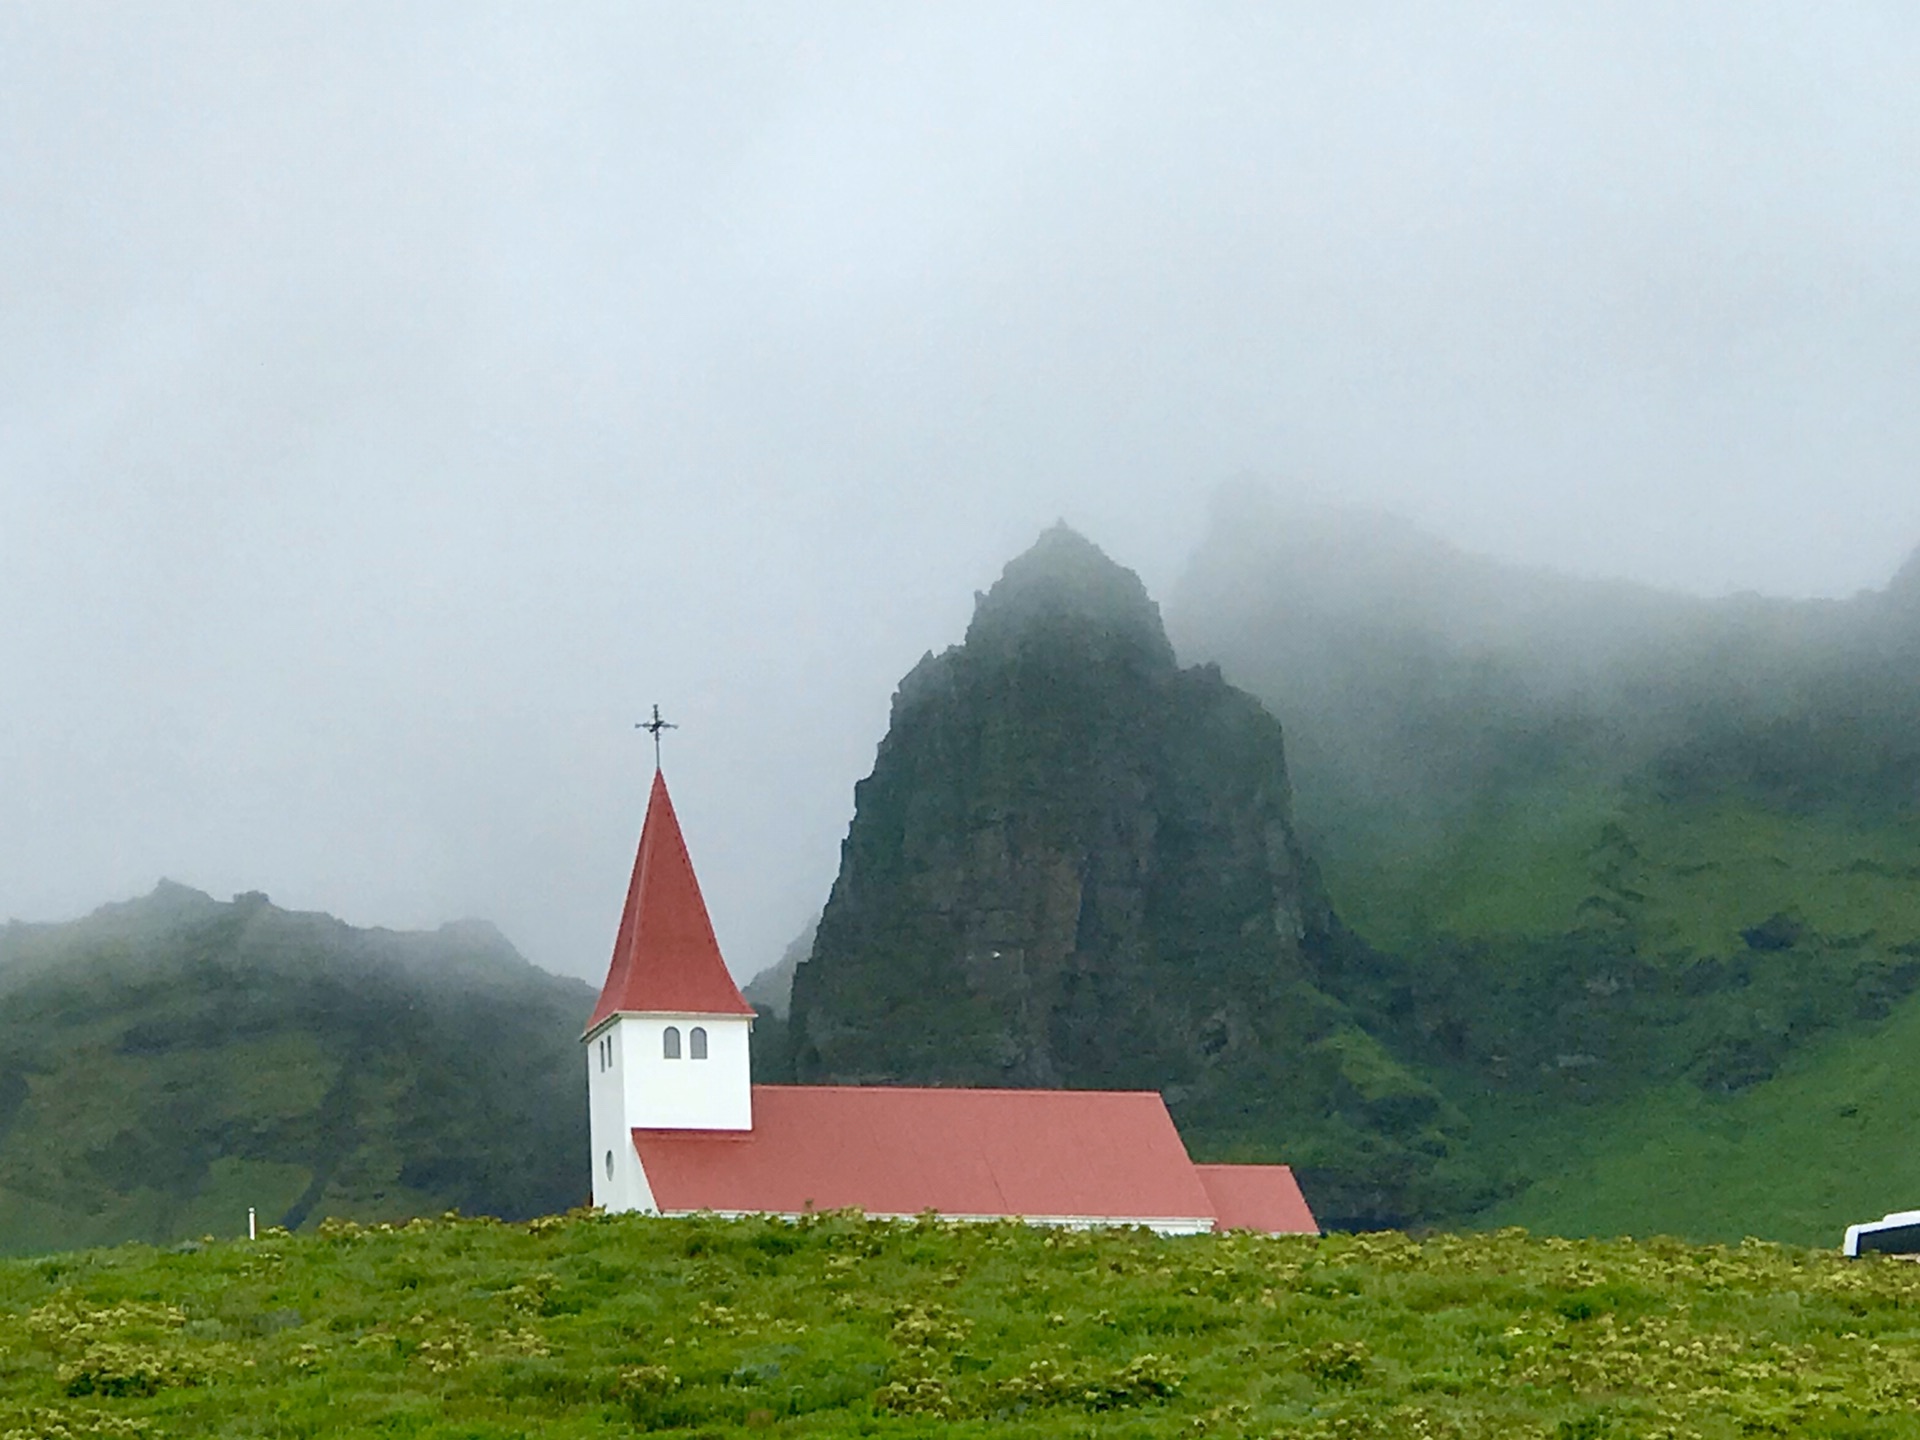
top-left (586, 769), bottom-right (755, 1033)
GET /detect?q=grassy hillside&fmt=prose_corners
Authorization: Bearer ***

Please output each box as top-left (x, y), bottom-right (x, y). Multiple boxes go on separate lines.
top-left (1334, 782), bottom-right (1920, 961)
top-left (1170, 488), bottom-right (1920, 1239)
top-left (1473, 981), bottom-right (1920, 1245)
top-left (0, 883), bottom-right (596, 1256)
top-left (1290, 728), bottom-right (1920, 1246)
top-left (7, 1211), bottom-right (1920, 1437)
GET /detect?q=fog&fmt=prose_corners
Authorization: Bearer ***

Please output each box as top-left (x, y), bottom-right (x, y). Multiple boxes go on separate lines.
top-left (4, 4), bottom-right (1918, 982)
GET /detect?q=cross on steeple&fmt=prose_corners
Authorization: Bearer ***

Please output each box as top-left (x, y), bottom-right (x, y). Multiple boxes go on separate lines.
top-left (637, 705), bottom-right (677, 770)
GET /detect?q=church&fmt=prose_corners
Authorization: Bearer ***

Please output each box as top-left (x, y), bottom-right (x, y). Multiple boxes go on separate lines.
top-left (584, 768), bottom-right (1317, 1235)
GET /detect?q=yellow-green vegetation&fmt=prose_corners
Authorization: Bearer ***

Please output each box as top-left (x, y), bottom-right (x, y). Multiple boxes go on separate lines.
top-left (5, 1211), bottom-right (1920, 1438)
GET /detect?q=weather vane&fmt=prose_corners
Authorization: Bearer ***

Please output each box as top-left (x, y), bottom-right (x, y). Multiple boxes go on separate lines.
top-left (637, 704), bottom-right (677, 769)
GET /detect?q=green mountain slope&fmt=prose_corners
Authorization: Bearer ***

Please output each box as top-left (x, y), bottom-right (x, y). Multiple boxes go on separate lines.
top-left (1474, 981), bottom-right (1920, 1245)
top-left (0, 882), bottom-right (595, 1255)
top-left (1170, 486), bottom-right (1920, 1239)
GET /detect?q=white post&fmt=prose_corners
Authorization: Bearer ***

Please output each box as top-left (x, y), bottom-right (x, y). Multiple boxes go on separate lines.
top-left (248, 1207), bottom-right (257, 1240)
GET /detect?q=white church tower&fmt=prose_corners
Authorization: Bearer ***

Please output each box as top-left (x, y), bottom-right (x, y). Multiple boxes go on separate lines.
top-left (583, 766), bottom-right (756, 1213)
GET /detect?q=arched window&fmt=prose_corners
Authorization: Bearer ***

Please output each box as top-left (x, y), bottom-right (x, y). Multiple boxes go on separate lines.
top-left (689, 1026), bottom-right (708, 1060)
top-left (604, 1149), bottom-right (614, 1180)
top-left (662, 1025), bottom-right (682, 1059)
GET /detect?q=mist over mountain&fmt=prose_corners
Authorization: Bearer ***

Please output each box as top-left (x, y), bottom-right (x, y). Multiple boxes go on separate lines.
top-left (1885, 547), bottom-right (1920, 612)
top-left (11, 500), bottom-right (1920, 1249)
top-left (742, 915), bottom-right (816, 1020)
top-left (0, 884), bottom-right (592, 1255)
top-left (1171, 488), bottom-right (1920, 936)
top-left (1164, 487), bottom-right (1920, 1240)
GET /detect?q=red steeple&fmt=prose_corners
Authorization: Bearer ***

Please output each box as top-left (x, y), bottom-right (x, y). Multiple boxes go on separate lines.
top-left (586, 769), bottom-right (755, 1033)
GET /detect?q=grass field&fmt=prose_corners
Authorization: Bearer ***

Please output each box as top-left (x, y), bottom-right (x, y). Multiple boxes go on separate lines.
top-left (5, 1209), bottom-right (1920, 1438)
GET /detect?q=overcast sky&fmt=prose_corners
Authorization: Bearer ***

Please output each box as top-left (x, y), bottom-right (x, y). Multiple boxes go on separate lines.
top-left (5, 4), bottom-right (1918, 983)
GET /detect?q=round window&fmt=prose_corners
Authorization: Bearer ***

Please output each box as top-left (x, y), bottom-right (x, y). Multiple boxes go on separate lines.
top-left (604, 1149), bottom-right (614, 1180)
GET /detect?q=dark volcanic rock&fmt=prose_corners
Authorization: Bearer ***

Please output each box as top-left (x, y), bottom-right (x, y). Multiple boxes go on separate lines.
top-left (787, 529), bottom-right (1456, 1223)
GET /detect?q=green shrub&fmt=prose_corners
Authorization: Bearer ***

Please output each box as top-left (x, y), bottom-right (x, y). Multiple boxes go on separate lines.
top-left (58, 1343), bottom-right (184, 1398)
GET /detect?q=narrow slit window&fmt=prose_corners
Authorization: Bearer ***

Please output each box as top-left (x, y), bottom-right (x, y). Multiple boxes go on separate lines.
top-left (663, 1025), bottom-right (682, 1059)
top-left (689, 1026), bottom-right (708, 1060)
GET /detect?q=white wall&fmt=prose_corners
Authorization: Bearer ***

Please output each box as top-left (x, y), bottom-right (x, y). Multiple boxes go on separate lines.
top-left (621, 1013), bottom-right (754, 1131)
top-left (585, 1018), bottom-right (656, 1213)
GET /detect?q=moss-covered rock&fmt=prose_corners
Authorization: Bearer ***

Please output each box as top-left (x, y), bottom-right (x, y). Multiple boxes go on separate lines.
top-left (788, 527), bottom-right (1459, 1226)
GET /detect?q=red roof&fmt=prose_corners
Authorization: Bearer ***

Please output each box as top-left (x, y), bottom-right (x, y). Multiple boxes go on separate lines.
top-left (635, 1085), bottom-right (1219, 1224)
top-left (1194, 1164), bottom-right (1318, 1234)
top-left (586, 770), bottom-right (754, 1032)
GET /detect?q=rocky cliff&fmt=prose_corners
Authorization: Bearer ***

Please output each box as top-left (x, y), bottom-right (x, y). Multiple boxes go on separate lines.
top-left (787, 527), bottom-right (1458, 1224)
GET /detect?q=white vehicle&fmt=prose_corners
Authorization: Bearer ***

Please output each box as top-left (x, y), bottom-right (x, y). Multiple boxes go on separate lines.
top-left (1843, 1211), bottom-right (1920, 1257)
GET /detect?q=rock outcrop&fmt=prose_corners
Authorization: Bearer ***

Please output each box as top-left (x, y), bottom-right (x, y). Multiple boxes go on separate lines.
top-left (787, 528), bottom-right (1455, 1221)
